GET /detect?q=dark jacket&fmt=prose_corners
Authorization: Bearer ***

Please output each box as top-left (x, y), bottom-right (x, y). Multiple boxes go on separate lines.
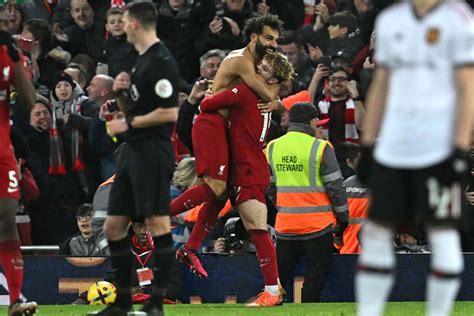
top-left (299, 24), bottom-right (331, 56)
top-left (253, 0), bottom-right (305, 30)
top-left (23, 0), bottom-right (72, 28)
top-left (156, 0), bottom-right (214, 82)
top-left (88, 116), bottom-right (118, 180)
top-left (101, 34), bottom-right (137, 78)
top-left (294, 53), bottom-right (316, 90)
top-left (19, 124), bottom-right (87, 207)
top-left (327, 36), bottom-right (363, 60)
top-left (36, 50), bottom-right (68, 89)
top-left (63, 22), bottom-right (105, 60)
top-left (195, 0), bottom-right (256, 57)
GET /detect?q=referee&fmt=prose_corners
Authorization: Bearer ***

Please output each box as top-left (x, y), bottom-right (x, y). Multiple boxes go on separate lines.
top-left (92, 2), bottom-right (179, 316)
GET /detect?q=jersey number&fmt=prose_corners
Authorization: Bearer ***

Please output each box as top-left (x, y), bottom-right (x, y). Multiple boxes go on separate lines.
top-left (7, 170), bottom-right (18, 193)
top-left (260, 112), bottom-right (271, 142)
top-left (426, 177), bottom-right (460, 220)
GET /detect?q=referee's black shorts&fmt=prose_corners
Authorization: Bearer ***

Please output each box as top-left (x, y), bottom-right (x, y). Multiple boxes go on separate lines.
top-left (108, 139), bottom-right (174, 218)
top-left (368, 159), bottom-right (464, 228)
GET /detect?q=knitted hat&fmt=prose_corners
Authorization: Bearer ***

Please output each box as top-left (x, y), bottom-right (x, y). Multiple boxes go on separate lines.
top-left (289, 102), bottom-right (319, 123)
top-left (51, 72), bottom-right (76, 100)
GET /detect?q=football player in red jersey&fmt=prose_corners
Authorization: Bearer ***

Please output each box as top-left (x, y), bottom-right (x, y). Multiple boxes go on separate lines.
top-left (172, 15), bottom-right (283, 280)
top-left (0, 5), bottom-right (37, 316)
top-left (199, 52), bottom-right (294, 307)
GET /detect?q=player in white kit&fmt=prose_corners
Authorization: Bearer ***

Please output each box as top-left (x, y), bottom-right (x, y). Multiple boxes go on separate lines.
top-left (355, 0), bottom-right (474, 315)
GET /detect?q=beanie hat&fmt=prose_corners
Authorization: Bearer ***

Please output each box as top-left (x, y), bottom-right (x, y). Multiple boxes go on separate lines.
top-left (289, 102), bottom-right (319, 123)
top-left (51, 72), bottom-right (76, 101)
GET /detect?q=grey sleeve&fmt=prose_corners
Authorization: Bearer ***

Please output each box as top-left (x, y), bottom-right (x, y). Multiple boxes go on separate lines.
top-left (92, 184), bottom-right (111, 255)
top-left (320, 144), bottom-right (348, 223)
top-left (92, 185), bottom-right (110, 234)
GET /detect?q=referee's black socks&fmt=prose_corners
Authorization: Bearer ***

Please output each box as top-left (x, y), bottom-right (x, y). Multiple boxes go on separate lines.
top-left (108, 237), bottom-right (133, 309)
top-left (151, 233), bottom-right (175, 305)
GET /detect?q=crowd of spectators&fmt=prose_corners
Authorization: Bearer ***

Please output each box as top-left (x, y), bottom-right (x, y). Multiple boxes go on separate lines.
top-left (6, 0), bottom-right (474, 273)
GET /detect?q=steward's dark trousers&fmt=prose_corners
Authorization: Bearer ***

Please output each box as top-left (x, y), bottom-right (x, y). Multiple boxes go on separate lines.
top-left (276, 232), bottom-right (333, 302)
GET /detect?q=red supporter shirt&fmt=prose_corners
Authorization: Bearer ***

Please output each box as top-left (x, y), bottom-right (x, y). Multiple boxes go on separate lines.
top-left (0, 46), bottom-right (15, 162)
top-left (200, 84), bottom-right (271, 186)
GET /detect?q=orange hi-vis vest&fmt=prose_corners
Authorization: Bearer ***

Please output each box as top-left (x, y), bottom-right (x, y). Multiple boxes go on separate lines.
top-left (181, 200), bottom-right (232, 224)
top-left (266, 132), bottom-right (336, 236)
top-left (339, 175), bottom-right (369, 254)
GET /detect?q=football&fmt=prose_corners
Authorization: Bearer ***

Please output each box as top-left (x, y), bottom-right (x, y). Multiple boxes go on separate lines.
top-left (87, 281), bottom-right (117, 305)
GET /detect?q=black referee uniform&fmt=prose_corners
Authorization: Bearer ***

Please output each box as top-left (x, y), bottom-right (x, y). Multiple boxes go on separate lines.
top-left (108, 41), bottom-right (179, 218)
top-left (101, 40), bottom-right (180, 316)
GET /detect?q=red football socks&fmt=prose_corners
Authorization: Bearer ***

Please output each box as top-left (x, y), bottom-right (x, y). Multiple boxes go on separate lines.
top-left (248, 229), bottom-right (279, 286)
top-left (185, 199), bottom-right (226, 251)
top-left (0, 240), bottom-right (23, 303)
top-left (171, 183), bottom-right (217, 216)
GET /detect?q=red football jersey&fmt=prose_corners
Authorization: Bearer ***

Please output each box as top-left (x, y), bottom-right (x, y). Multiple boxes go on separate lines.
top-left (0, 46), bottom-right (15, 161)
top-left (0, 47), bottom-right (20, 199)
top-left (200, 83), bottom-right (271, 186)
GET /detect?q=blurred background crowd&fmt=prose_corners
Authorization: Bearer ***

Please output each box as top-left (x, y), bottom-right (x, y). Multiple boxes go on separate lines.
top-left (4, 0), bottom-right (474, 263)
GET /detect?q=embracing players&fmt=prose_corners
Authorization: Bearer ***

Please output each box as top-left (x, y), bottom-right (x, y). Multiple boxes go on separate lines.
top-left (171, 15), bottom-right (282, 274)
top-left (199, 51), bottom-right (294, 307)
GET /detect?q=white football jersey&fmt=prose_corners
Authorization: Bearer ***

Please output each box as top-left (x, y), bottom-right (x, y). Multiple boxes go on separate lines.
top-left (373, 0), bottom-right (474, 168)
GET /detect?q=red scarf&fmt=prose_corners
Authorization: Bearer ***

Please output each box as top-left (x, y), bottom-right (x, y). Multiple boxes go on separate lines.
top-left (131, 232), bottom-right (155, 254)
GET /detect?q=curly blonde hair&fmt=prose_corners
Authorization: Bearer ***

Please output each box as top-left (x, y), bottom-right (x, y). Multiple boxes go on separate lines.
top-left (172, 157), bottom-right (199, 191)
top-left (264, 52), bottom-right (295, 83)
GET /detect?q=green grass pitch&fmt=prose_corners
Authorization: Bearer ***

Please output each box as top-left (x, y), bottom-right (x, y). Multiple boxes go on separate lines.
top-left (1, 302), bottom-right (474, 316)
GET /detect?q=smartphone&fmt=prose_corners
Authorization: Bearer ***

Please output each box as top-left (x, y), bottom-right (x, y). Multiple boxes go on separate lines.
top-left (96, 62), bottom-right (109, 75)
top-left (215, 2), bottom-right (225, 19)
top-left (107, 100), bottom-right (119, 113)
top-left (12, 35), bottom-right (33, 53)
top-left (319, 55), bottom-right (332, 68)
top-left (215, 9), bottom-right (225, 18)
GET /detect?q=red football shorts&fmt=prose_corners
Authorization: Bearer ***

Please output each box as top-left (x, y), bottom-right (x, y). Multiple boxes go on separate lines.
top-left (192, 113), bottom-right (229, 181)
top-left (233, 184), bottom-right (267, 207)
top-left (0, 158), bottom-right (20, 200)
